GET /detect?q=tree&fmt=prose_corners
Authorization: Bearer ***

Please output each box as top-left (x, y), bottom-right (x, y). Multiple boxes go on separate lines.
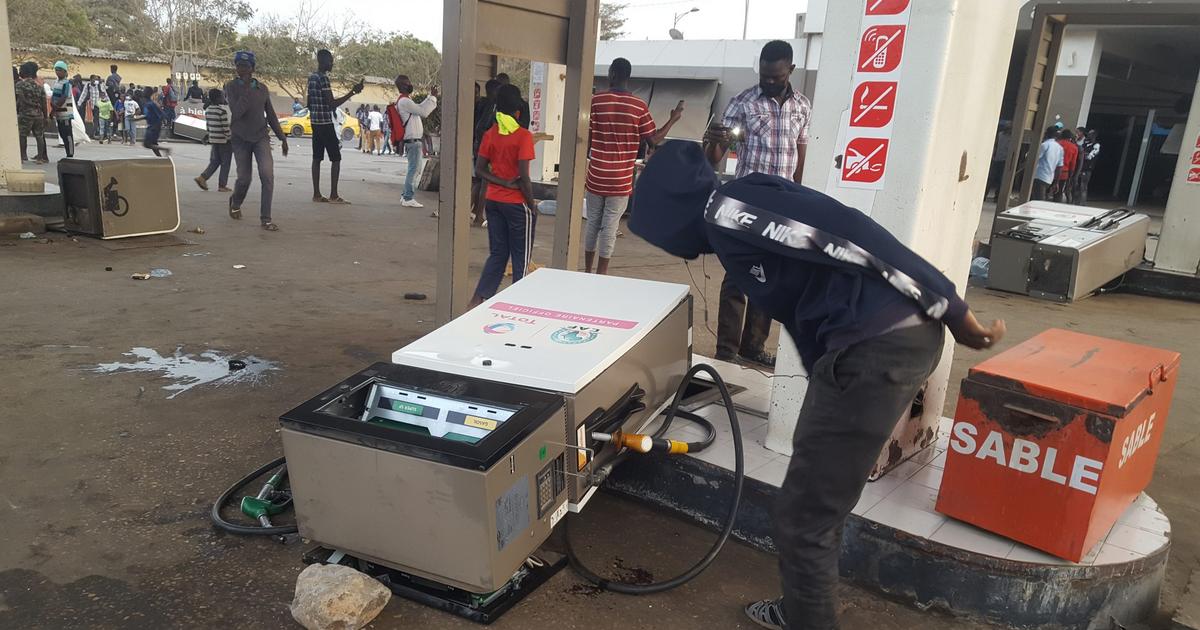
top-left (338, 33), bottom-right (441, 90)
top-left (599, 2), bottom-right (628, 41)
top-left (143, 0), bottom-right (253, 70)
top-left (7, 0), bottom-right (97, 49)
top-left (81, 0), bottom-right (155, 51)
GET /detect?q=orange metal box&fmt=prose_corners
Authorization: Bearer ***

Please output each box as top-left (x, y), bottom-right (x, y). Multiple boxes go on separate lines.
top-left (935, 328), bottom-right (1180, 562)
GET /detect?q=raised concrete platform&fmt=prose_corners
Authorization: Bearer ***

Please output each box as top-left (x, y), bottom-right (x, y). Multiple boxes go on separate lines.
top-left (0, 184), bottom-right (64, 221)
top-left (606, 355), bottom-right (1170, 629)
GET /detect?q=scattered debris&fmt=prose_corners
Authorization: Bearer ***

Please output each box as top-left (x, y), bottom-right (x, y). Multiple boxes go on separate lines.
top-left (290, 564), bottom-right (391, 630)
top-left (93, 347), bottom-right (279, 399)
top-left (18, 232), bottom-right (36, 239)
top-left (149, 268), bottom-right (172, 278)
top-left (187, 226), bottom-right (206, 234)
top-left (182, 251), bottom-right (211, 257)
top-left (353, 261), bottom-right (360, 265)
top-left (35, 238), bottom-right (50, 244)
top-left (105, 267), bottom-right (113, 271)
top-left (130, 272), bottom-right (151, 280)
top-left (0, 242), bottom-right (15, 247)
top-left (228, 359), bottom-right (247, 371)
top-left (233, 264), bottom-right (246, 269)
top-left (403, 292), bottom-right (427, 301)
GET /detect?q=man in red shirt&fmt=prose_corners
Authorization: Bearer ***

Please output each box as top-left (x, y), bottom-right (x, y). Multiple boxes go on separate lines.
top-left (584, 58), bottom-right (683, 275)
top-left (1056, 128), bottom-right (1080, 203)
top-left (470, 84), bottom-right (537, 307)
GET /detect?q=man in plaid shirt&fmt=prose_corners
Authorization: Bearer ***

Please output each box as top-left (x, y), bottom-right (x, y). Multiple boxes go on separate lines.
top-left (703, 40), bottom-right (812, 370)
top-left (307, 49), bottom-right (363, 204)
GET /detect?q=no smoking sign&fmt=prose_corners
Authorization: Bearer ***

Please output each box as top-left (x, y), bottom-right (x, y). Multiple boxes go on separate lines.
top-left (850, 81), bottom-right (897, 128)
top-left (865, 0), bottom-right (910, 15)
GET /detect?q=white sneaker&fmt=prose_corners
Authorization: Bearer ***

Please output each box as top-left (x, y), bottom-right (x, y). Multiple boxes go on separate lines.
top-left (401, 199), bottom-right (424, 208)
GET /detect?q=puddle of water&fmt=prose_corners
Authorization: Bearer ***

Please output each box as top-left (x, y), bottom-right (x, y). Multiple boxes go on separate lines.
top-left (94, 347), bottom-right (279, 399)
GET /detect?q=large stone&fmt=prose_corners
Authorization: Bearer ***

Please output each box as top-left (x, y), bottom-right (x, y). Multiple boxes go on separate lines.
top-left (290, 564), bottom-right (392, 630)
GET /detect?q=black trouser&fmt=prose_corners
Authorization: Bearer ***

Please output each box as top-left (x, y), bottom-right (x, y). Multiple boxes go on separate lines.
top-left (776, 321), bottom-right (943, 630)
top-left (717, 274), bottom-right (771, 357)
top-left (56, 119), bottom-right (74, 158)
top-left (1030, 179), bottom-right (1050, 201)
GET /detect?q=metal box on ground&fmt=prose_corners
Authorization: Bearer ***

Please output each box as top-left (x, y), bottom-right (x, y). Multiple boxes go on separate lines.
top-left (992, 200), bottom-right (1102, 234)
top-left (283, 270), bottom-right (692, 594)
top-left (936, 329), bottom-right (1180, 562)
top-left (281, 363), bottom-right (568, 594)
top-left (58, 158), bottom-right (179, 239)
top-left (989, 208), bottom-right (1147, 301)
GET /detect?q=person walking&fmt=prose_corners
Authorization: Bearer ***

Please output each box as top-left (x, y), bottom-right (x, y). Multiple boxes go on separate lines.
top-left (97, 91), bottom-right (114, 143)
top-left (702, 40), bottom-right (812, 369)
top-left (49, 61), bottom-right (75, 158)
top-left (105, 64), bottom-right (121, 99)
top-left (79, 75), bottom-right (102, 138)
top-left (1054, 128), bottom-right (1079, 203)
top-left (194, 88), bottom-right (233, 192)
top-left (366, 105), bottom-right (384, 155)
top-left (356, 104), bottom-right (369, 151)
top-left (1031, 126), bottom-right (1063, 201)
top-left (584, 57), bottom-right (683, 275)
top-left (139, 86), bottom-right (167, 157)
top-left (469, 84), bottom-right (537, 308)
top-left (632, 140), bottom-right (1005, 630)
top-left (394, 75), bottom-right (439, 208)
top-left (123, 92), bottom-right (138, 144)
top-left (15, 62), bottom-right (48, 163)
top-left (306, 49), bottom-right (362, 204)
top-left (161, 77), bottom-right (178, 132)
top-left (224, 50), bottom-right (288, 231)
top-left (1076, 129), bottom-right (1100, 205)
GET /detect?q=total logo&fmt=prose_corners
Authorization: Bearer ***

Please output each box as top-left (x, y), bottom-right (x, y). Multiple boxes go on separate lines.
top-left (550, 325), bottom-right (600, 345)
top-left (483, 323), bottom-right (517, 335)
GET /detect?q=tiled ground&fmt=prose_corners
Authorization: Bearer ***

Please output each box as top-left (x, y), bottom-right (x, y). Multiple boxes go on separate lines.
top-left (666, 356), bottom-right (1173, 567)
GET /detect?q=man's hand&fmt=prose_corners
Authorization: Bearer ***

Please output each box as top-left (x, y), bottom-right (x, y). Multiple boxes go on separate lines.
top-left (948, 309), bottom-right (1005, 350)
top-left (429, 85), bottom-right (440, 98)
top-left (281, 138), bottom-right (289, 157)
top-left (704, 124), bottom-right (733, 148)
top-left (670, 100), bottom-right (685, 121)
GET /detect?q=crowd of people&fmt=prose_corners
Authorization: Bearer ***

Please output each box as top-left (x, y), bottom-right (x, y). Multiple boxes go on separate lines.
top-left (12, 60), bottom-right (190, 159)
top-left (1032, 123), bottom-right (1101, 204)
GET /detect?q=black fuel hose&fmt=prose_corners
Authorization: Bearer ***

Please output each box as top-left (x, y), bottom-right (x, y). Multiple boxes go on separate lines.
top-left (210, 456), bottom-right (299, 536)
top-left (565, 362), bottom-right (744, 594)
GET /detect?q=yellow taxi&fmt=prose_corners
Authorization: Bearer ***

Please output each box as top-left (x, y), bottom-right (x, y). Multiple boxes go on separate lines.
top-left (279, 108), bottom-right (362, 142)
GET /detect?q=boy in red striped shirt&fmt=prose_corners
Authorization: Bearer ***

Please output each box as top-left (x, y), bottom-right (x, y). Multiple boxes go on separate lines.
top-left (584, 58), bottom-right (683, 274)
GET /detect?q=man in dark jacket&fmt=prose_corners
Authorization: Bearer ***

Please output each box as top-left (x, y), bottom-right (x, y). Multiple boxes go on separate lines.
top-left (630, 141), bottom-right (1004, 630)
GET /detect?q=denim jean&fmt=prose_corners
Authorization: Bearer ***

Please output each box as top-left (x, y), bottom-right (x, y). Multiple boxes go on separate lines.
top-left (473, 200), bottom-right (536, 299)
top-left (201, 143), bottom-right (233, 188)
top-left (403, 140), bottom-right (423, 201)
top-left (124, 116), bottom-right (136, 143)
top-left (99, 118), bottom-right (111, 139)
top-left (583, 192), bottom-right (629, 258)
top-left (230, 137), bottom-right (275, 223)
top-left (776, 322), bottom-right (943, 629)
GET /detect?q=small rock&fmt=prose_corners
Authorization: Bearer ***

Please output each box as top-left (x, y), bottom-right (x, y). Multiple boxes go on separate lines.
top-left (188, 226), bottom-right (206, 235)
top-left (18, 232), bottom-right (36, 239)
top-left (130, 272), bottom-right (151, 280)
top-left (290, 564), bottom-right (391, 630)
top-left (403, 292), bottom-right (427, 301)
top-left (233, 264), bottom-right (246, 269)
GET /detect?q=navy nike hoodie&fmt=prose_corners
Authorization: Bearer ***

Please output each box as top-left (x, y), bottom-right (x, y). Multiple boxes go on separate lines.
top-left (629, 140), bottom-right (968, 371)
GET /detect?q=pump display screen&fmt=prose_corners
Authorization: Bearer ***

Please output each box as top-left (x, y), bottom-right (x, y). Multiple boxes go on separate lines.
top-left (361, 383), bottom-right (521, 444)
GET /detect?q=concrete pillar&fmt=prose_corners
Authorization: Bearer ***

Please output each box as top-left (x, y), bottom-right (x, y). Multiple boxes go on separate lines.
top-left (1152, 71), bottom-right (1200, 275)
top-left (529, 62), bottom-right (566, 183)
top-left (1046, 28), bottom-right (1103, 129)
top-left (765, 0), bottom-right (1022, 468)
top-left (0, 0), bottom-right (23, 184)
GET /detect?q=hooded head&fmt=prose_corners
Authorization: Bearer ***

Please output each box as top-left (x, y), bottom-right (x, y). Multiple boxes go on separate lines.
top-left (629, 140), bottom-right (718, 259)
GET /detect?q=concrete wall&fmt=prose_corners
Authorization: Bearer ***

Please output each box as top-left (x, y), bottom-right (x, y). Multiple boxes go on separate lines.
top-left (1046, 28), bottom-right (1103, 128)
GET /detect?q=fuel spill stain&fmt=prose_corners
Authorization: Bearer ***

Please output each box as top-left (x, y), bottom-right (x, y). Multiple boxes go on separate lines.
top-left (94, 347), bottom-right (279, 399)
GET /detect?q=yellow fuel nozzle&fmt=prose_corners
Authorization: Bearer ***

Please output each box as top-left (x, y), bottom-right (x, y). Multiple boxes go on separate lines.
top-left (591, 431), bottom-right (653, 454)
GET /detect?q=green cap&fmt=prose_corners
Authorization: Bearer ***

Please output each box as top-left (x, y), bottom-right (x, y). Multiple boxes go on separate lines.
top-left (54, 60), bottom-right (68, 71)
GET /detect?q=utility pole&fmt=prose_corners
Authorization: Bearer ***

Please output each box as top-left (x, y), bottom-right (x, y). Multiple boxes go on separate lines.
top-left (742, 0), bottom-right (749, 39)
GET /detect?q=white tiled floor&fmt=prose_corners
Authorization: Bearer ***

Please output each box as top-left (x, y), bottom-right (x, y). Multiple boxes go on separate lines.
top-left (679, 357), bottom-right (1173, 568)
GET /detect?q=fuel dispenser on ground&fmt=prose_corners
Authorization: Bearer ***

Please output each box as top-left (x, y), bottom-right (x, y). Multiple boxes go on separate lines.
top-left (270, 270), bottom-right (739, 620)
